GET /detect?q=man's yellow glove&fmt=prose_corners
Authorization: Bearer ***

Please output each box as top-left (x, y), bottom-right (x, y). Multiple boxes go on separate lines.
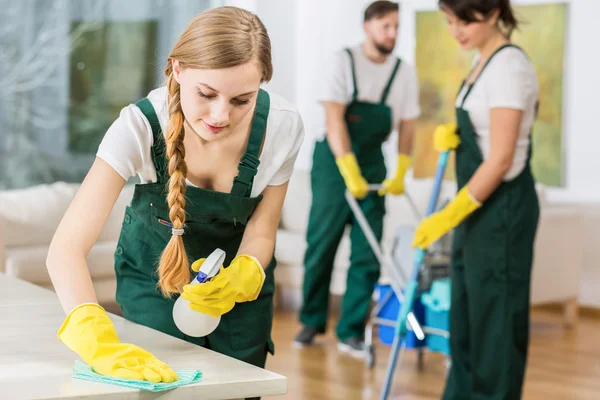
top-left (412, 187), bottom-right (481, 249)
top-left (378, 154), bottom-right (411, 196)
top-left (434, 123), bottom-right (460, 152)
top-left (181, 254), bottom-right (266, 318)
top-left (58, 303), bottom-right (178, 382)
top-left (336, 153), bottom-right (369, 199)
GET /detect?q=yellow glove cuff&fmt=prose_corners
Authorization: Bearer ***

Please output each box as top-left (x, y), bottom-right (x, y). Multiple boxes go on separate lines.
top-left (57, 303), bottom-right (118, 363)
top-left (335, 152), bottom-right (361, 177)
top-left (442, 186), bottom-right (481, 226)
top-left (395, 154), bottom-right (412, 179)
top-left (232, 254), bottom-right (266, 301)
top-left (240, 254), bottom-right (266, 281)
top-left (58, 303), bottom-right (106, 340)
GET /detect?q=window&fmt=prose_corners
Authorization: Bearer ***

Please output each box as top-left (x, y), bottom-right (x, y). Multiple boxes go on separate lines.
top-left (0, 0), bottom-right (222, 190)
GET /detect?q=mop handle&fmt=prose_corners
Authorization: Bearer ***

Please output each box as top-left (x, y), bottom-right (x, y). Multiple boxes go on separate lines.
top-left (413, 150), bottom-right (449, 279)
top-left (367, 185), bottom-right (422, 221)
top-left (396, 150), bottom-right (449, 333)
top-left (426, 151), bottom-right (450, 216)
top-left (345, 186), bottom-right (425, 340)
top-left (380, 150), bottom-right (450, 400)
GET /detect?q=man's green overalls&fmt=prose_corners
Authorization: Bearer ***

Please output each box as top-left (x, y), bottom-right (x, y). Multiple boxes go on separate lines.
top-left (300, 48), bottom-right (402, 341)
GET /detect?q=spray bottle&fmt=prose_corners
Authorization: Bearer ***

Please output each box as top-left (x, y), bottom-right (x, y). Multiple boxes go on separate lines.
top-left (173, 248), bottom-right (225, 337)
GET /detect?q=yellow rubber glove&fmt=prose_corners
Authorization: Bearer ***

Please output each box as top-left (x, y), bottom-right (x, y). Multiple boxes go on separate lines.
top-left (412, 187), bottom-right (481, 249)
top-left (181, 254), bottom-right (266, 317)
top-left (378, 154), bottom-right (412, 196)
top-left (58, 303), bottom-right (178, 382)
top-left (433, 123), bottom-right (460, 152)
top-left (336, 152), bottom-right (369, 199)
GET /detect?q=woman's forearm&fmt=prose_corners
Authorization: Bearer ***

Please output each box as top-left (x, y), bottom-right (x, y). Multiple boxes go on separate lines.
top-left (237, 235), bottom-right (275, 270)
top-left (46, 157), bottom-right (127, 315)
top-left (47, 248), bottom-right (98, 314)
top-left (466, 156), bottom-right (511, 203)
top-left (235, 183), bottom-right (287, 269)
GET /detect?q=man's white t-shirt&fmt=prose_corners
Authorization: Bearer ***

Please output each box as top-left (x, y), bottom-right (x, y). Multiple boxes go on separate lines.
top-left (315, 45), bottom-right (421, 140)
top-left (456, 46), bottom-right (539, 181)
top-left (96, 86), bottom-right (305, 197)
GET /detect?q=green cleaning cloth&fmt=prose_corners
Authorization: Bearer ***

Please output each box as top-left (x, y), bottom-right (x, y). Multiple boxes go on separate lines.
top-left (72, 360), bottom-right (202, 392)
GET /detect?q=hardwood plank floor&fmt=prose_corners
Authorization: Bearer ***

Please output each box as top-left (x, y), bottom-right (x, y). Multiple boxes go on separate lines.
top-left (264, 309), bottom-right (600, 400)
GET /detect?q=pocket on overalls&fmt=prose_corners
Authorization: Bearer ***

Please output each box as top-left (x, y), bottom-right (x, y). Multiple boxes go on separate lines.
top-left (148, 202), bottom-right (177, 243)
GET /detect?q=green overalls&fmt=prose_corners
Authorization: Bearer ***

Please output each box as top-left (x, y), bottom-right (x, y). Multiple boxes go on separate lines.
top-left (300, 48), bottom-right (401, 341)
top-left (113, 89), bottom-right (276, 374)
top-left (443, 44), bottom-right (540, 400)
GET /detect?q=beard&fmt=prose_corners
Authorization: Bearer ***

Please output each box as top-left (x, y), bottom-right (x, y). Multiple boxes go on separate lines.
top-left (374, 40), bottom-right (395, 55)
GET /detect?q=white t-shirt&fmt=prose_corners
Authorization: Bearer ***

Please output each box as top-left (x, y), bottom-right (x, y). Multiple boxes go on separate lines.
top-left (455, 46), bottom-right (539, 180)
top-left (316, 45), bottom-right (421, 140)
top-left (97, 86), bottom-right (305, 197)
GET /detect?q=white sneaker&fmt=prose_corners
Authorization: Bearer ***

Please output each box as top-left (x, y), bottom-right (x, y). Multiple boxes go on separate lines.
top-left (337, 337), bottom-right (366, 358)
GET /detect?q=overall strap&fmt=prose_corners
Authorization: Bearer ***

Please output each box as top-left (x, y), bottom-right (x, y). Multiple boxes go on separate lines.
top-left (344, 48), bottom-right (359, 101)
top-left (135, 98), bottom-right (168, 183)
top-left (380, 57), bottom-right (402, 104)
top-left (460, 44), bottom-right (520, 108)
top-left (230, 89), bottom-right (270, 197)
top-left (456, 80), bottom-right (467, 103)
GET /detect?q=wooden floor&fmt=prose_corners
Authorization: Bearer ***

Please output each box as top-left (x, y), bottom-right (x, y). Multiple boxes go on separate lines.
top-left (264, 309), bottom-right (600, 400)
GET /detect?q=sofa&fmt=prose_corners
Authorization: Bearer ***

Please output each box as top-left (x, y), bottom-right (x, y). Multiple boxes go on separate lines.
top-left (0, 169), bottom-right (586, 326)
top-left (0, 182), bottom-right (135, 305)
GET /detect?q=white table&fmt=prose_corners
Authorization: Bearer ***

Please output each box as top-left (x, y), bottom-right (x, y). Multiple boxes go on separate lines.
top-left (0, 274), bottom-right (287, 399)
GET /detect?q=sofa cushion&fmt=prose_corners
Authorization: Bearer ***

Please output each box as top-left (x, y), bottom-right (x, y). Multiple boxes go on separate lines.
top-left (280, 170), bottom-right (311, 233)
top-left (0, 182), bottom-right (135, 248)
top-left (5, 240), bottom-right (119, 284)
top-left (0, 182), bottom-right (78, 248)
top-left (275, 230), bottom-right (307, 266)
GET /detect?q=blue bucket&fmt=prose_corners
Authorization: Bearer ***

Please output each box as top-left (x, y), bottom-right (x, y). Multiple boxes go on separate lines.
top-left (421, 278), bottom-right (451, 355)
top-left (374, 284), bottom-right (426, 348)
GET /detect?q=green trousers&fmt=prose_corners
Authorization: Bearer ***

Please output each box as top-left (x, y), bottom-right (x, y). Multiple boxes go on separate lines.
top-left (299, 140), bottom-right (385, 341)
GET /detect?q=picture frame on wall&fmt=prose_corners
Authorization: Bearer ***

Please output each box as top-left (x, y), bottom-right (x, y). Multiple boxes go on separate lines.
top-left (412, 1), bottom-right (568, 187)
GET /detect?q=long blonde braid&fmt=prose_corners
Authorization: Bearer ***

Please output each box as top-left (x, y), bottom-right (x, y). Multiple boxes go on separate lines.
top-left (157, 63), bottom-right (190, 296)
top-left (156, 6), bottom-right (273, 296)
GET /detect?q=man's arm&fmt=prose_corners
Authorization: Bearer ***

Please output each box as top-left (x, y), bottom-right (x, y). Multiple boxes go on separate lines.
top-left (377, 118), bottom-right (416, 196)
top-left (396, 62), bottom-right (420, 158)
top-left (322, 100), bottom-right (369, 198)
top-left (323, 101), bottom-right (351, 157)
top-left (397, 118), bottom-right (416, 157)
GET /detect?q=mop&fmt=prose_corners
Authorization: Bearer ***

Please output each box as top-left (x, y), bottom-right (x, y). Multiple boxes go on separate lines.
top-left (345, 186), bottom-right (426, 344)
top-left (379, 149), bottom-right (450, 400)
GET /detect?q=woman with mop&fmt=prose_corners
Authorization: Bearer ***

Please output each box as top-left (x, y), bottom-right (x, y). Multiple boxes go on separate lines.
top-left (412, 1), bottom-right (540, 398)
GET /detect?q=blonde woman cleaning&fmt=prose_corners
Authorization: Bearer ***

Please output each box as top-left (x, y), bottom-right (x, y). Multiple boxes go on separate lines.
top-left (46, 6), bottom-right (305, 387)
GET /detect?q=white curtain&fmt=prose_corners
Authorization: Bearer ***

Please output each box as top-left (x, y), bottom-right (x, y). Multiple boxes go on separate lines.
top-left (0, 0), bottom-right (220, 190)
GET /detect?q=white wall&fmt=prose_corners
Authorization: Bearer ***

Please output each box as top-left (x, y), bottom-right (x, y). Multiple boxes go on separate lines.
top-left (254, 0), bottom-right (297, 103)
